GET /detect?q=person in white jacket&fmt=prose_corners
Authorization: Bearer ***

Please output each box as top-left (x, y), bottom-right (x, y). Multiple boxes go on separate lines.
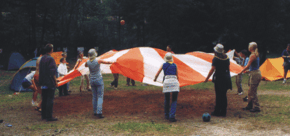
top-left (58, 57), bottom-right (69, 96)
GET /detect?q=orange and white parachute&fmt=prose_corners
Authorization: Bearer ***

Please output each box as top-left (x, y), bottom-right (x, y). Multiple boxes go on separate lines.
top-left (57, 47), bottom-right (242, 87)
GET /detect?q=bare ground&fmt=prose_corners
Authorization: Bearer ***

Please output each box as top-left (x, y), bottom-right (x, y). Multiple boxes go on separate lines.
top-left (1, 87), bottom-right (290, 135)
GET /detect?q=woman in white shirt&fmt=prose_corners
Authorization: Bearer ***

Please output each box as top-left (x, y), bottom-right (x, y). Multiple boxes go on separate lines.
top-left (58, 58), bottom-right (69, 96)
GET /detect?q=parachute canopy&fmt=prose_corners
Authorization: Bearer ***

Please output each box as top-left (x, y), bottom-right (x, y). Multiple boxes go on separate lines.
top-left (58, 47), bottom-right (243, 87)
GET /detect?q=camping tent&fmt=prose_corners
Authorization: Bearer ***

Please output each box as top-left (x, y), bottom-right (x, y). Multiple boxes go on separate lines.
top-left (7, 52), bottom-right (26, 70)
top-left (10, 57), bottom-right (37, 92)
top-left (10, 52), bottom-right (64, 92)
top-left (260, 57), bottom-right (288, 81)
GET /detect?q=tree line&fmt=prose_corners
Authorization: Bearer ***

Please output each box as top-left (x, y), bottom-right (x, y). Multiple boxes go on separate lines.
top-left (1, 0), bottom-right (290, 63)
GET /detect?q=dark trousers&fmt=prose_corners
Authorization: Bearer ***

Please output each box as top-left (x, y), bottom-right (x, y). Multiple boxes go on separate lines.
top-left (126, 78), bottom-right (135, 86)
top-left (110, 74), bottom-right (119, 87)
top-left (41, 88), bottom-right (55, 119)
top-left (58, 84), bottom-right (68, 96)
top-left (214, 84), bottom-right (228, 116)
top-left (164, 92), bottom-right (178, 119)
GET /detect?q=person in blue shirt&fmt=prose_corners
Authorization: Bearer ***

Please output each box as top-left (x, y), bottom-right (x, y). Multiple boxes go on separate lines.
top-left (243, 55), bottom-right (250, 102)
top-left (239, 42), bottom-right (261, 112)
top-left (154, 52), bottom-right (180, 122)
top-left (281, 44), bottom-right (290, 83)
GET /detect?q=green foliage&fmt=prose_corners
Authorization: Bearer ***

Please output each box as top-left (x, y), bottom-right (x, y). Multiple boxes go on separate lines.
top-left (2, 0), bottom-right (290, 60)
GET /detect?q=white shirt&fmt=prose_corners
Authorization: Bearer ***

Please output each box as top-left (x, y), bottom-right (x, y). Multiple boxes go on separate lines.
top-left (58, 63), bottom-right (68, 76)
top-left (25, 71), bottom-right (36, 83)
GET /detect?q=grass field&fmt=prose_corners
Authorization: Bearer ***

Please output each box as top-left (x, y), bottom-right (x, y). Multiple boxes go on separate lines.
top-left (1, 67), bottom-right (290, 135)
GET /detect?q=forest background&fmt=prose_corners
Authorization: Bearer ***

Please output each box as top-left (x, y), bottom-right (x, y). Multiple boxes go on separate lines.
top-left (1, 0), bottom-right (289, 65)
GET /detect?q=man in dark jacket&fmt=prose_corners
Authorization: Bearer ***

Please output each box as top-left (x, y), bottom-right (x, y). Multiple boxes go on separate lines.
top-left (282, 44), bottom-right (290, 84)
top-left (39, 43), bottom-right (58, 121)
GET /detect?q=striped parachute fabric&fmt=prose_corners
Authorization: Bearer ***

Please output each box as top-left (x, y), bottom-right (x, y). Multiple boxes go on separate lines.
top-left (57, 47), bottom-right (243, 87)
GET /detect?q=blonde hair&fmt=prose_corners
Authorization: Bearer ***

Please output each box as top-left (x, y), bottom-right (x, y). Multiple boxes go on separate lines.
top-left (249, 42), bottom-right (259, 57)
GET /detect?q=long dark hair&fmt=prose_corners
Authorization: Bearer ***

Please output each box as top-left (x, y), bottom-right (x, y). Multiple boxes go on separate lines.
top-left (215, 52), bottom-right (227, 59)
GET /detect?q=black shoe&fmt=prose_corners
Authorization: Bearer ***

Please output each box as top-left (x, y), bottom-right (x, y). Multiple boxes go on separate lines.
top-left (219, 112), bottom-right (226, 117)
top-left (35, 107), bottom-right (42, 112)
top-left (250, 107), bottom-right (261, 112)
top-left (46, 118), bottom-right (58, 121)
top-left (0, 120), bottom-right (3, 123)
top-left (94, 114), bottom-right (105, 119)
top-left (165, 114), bottom-right (169, 120)
top-left (243, 96), bottom-right (248, 102)
top-left (242, 106), bottom-right (252, 111)
top-left (169, 118), bottom-right (177, 122)
top-left (211, 111), bottom-right (220, 116)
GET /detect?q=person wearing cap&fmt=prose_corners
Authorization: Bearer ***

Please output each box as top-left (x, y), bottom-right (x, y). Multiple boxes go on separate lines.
top-left (239, 42), bottom-right (261, 112)
top-left (154, 52), bottom-right (179, 122)
top-left (85, 48), bottom-right (115, 118)
top-left (205, 44), bottom-right (232, 117)
top-left (75, 51), bottom-right (91, 92)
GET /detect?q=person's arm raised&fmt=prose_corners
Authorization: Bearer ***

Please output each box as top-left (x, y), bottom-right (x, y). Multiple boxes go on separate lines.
top-left (98, 59), bottom-right (115, 64)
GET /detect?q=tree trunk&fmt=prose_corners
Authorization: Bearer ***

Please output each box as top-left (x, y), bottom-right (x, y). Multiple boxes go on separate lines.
top-left (40, 7), bottom-right (48, 45)
top-left (31, 0), bottom-right (37, 50)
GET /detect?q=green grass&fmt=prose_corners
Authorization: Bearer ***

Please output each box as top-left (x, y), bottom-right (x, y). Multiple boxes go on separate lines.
top-left (255, 95), bottom-right (290, 124)
top-left (26, 123), bottom-right (60, 131)
top-left (111, 122), bottom-right (179, 133)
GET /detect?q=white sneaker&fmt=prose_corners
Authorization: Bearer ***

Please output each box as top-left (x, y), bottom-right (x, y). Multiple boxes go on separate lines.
top-left (238, 92), bottom-right (244, 95)
top-left (283, 79), bottom-right (286, 84)
top-left (31, 100), bottom-right (38, 107)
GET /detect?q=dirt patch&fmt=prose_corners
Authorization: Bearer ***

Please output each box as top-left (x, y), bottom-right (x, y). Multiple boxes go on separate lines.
top-left (53, 89), bottom-right (246, 119)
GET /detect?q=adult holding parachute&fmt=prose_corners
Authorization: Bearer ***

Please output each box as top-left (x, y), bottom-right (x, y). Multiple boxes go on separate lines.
top-left (85, 49), bottom-right (115, 119)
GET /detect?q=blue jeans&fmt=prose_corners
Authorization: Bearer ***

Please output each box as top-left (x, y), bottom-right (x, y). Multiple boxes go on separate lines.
top-left (66, 82), bottom-right (70, 90)
top-left (164, 92), bottom-right (178, 119)
top-left (90, 78), bottom-right (104, 114)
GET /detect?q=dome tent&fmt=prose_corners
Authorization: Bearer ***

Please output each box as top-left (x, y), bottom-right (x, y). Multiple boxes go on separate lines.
top-left (7, 52), bottom-right (26, 70)
top-left (10, 57), bottom-right (37, 92)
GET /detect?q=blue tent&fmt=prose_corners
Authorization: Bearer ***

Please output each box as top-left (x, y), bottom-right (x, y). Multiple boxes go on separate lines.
top-left (10, 57), bottom-right (38, 92)
top-left (7, 52), bottom-right (26, 70)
